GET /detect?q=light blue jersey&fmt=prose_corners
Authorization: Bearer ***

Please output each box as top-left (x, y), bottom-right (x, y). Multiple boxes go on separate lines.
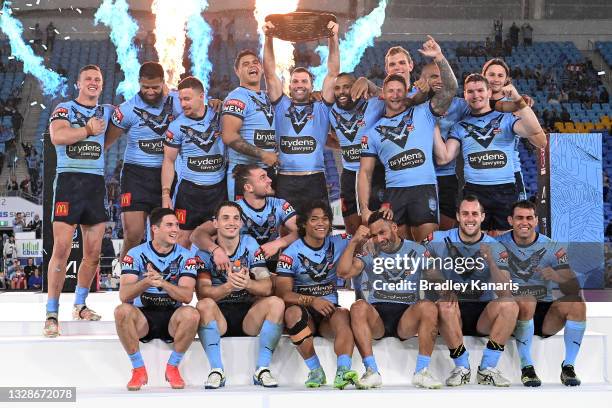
top-left (237, 197), bottom-right (296, 246)
top-left (435, 97), bottom-right (471, 177)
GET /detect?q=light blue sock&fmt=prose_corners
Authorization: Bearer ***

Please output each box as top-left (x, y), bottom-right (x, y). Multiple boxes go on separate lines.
top-left (363, 355), bottom-right (379, 373)
top-left (453, 352), bottom-right (470, 369)
top-left (128, 351), bottom-right (144, 369)
top-left (563, 320), bottom-right (586, 367)
top-left (46, 298), bottom-right (59, 314)
top-left (480, 340), bottom-right (504, 369)
top-left (167, 351), bottom-right (185, 367)
top-left (74, 285), bottom-right (89, 305)
top-left (257, 320), bottom-right (282, 368)
top-left (198, 321), bottom-right (223, 369)
top-left (513, 319), bottom-right (535, 368)
top-left (415, 354), bottom-right (431, 373)
top-left (337, 354), bottom-right (352, 369)
top-left (305, 355), bottom-right (321, 371)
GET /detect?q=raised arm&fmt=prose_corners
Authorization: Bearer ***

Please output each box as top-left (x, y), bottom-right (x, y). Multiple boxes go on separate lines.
top-left (418, 36), bottom-right (458, 115)
top-left (262, 22), bottom-right (283, 102)
top-left (321, 21), bottom-right (340, 103)
top-left (503, 84), bottom-right (546, 148)
top-left (337, 226), bottom-right (369, 279)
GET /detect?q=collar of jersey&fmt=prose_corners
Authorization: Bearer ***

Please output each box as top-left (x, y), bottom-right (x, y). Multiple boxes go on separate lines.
top-left (377, 238), bottom-right (404, 255)
top-left (148, 241), bottom-right (175, 257)
top-left (214, 236), bottom-right (241, 258)
top-left (384, 107), bottom-right (409, 119)
top-left (186, 106), bottom-right (207, 122)
top-left (457, 230), bottom-right (485, 245)
top-left (239, 85), bottom-right (264, 96)
top-left (469, 108), bottom-right (494, 118)
top-left (73, 99), bottom-right (97, 109)
top-left (301, 236), bottom-right (327, 251)
top-left (241, 197), bottom-right (268, 213)
top-left (510, 231), bottom-right (539, 248)
top-left (291, 100), bottom-right (313, 107)
top-left (137, 92), bottom-right (165, 109)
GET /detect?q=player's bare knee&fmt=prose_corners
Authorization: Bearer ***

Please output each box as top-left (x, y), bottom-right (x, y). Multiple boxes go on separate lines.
top-left (114, 303), bottom-right (135, 323)
top-left (284, 305), bottom-right (303, 327)
top-left (517, 300), bottom-right (536, 320)
top-left (196, 298), bottom-right (216, 316)
top-left (497, 300), bottom-right (519, 320)
top-left (181, 306), bottom-right (200, 327)
top-left (266, 296), bottom-right (285, 315)
top-left (437, 300), bottom-right (458, 321)
top-left (418, 300), bottom-right (438, 322)
top-left (350, 299), bottom-right (369, 319)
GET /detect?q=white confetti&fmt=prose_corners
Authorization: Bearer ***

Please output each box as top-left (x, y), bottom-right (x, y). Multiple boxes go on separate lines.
top-left (42, 44), bottom-right (47, 50)
top-left (40, 104), bottom-right (46, 110)
top-left (36, 0), bottom-right (40, 4)
top-left (71, 27), bottom-right (77, 32)
top-left (76, 8), bottom-right (82, 14)
top-left (7, 56), bottom-right (14, 60)
top-left (54, 29), bottom-right (60, 34)
top-left (63, 36), bottom-right (70, 40)
top-left (30, 101), bottom-right (38, 106)
top-left (26, 3), bottom-right (32, 6)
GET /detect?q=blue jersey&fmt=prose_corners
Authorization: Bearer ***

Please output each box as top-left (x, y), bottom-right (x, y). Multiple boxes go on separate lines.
top-left (274, 96), bottom-right (331, 172)
top-left (237, 197), bottom-right (296, 246)
top-left (496, 232), bottom-right (569, 302)
top-left (491, 97), bottom-right (522, 173)
top-left (355, 239), bottom-right (427, 305)
top-left (164, 108), bottom-right (225, 185)
top-left (112, 92), bottom-right (183, 168)
top-left (276, 234), bottom-right (351, 304)
top-left (424, 228), bottom-right (498, 301)
top-left (121, 242), bottom-right (199, 309)
top-left (329, 98), bottom-right (384, 172)
top-left (49, 100), bottom-right (113, 176)
top-left (361, 103), bottom-right (438, 188)
top-left (197, 235), bottom-right (268, 303)
top-left (435, 97), bottom-right (471, 177)
top-left (449, 110), bottom-right (519, 185)
top-left (222, 87), bottom-right (276, 167)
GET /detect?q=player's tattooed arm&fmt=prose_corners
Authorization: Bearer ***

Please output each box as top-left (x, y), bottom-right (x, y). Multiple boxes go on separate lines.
top-left (337, 225), bottom-right (368, 279)
top-left (222, 115), bottom-right (278, 165)
top-left (418, 35), bottom-right (457, 115)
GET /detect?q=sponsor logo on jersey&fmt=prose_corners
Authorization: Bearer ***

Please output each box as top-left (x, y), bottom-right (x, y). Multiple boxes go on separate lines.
top-left (112, 106), bottom-right (124, 124)
top-left (120, 193), bottom-right (132, 207)
top-left (186, 154), bottom-right (224, 173)
top-left (555, 247), bottom-right (568, 264)
top-left (138, 138), bottom-right (165, 154)
top-left (287, 103), bottom-right (314, 134)
top-left (467, 150), bottom-right (507, 169)
top-left (360, 136), bottom-right (369, 150)
top-left (121, 255), bottom-right (134, 269)
top-left (184, 257), bottom-right (202, 271)
top-left (253, 129), bottom-right (276, 150)
top-left (282, 201), bottom-right (294, 216)
top-left (50, 107), bottom-right (69, 121)
top-left (388, 149), bottom-right (426, 170)
top-left (279, 136), bottom-right (316, 154)
top-left (54, 201), bottom-right (69, 217)
top-left (341, 143), bottom-right (362, 163)
top-left (66, 141), bottom-right (102, 160)
top-left (223, 99), bottom-right (246, 116)
top-left (175, 209), bottom-right (187, 224)
top-left (278, 254), bottom-right (293, 270)
top-left (253, 248), bottom-right (267, 264)
top-left (164, 129), bottom-right (175, 144)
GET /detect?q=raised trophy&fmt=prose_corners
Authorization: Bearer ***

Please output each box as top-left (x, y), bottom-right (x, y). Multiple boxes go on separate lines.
top-left (265, 11), bottom-right (337, 42)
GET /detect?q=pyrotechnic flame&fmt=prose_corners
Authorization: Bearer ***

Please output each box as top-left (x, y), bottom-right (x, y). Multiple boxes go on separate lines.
top-left (186, 0), bottom-right (213, 92)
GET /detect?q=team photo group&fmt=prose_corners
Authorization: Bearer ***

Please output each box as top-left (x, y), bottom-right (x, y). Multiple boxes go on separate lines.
top-left (45, 16), bottom-right (587, 392)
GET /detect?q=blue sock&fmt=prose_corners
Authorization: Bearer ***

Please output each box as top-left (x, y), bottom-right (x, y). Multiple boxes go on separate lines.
top-left (74, 285), bottom-right (89, 305)
top-left (513, 319), bottom-right (534, 368)
top-left (257, 320), bottom-right (282, 368)
top-left (128, 351), bottom-right (144, 369)
top-left (480, 340), bottom-right (504, 369)
top-left (563, 320), bottom-right (586, 367)
top-left (167, 351), bottom-right (185, 367)
top-left (449, 344), bottom-right (469, 369)
top-left (46, 298), bottom-right (59, 314)
top-left (363, 355), bottom-right (379, 373)
top-left (198, 321), bottom-right (223, 370)
top-left (305, 355), bottom-right (321, 371)
top-left (415, 354), bottom-right (431, 373)
top-left (337, 354), bottom-right (352, 369)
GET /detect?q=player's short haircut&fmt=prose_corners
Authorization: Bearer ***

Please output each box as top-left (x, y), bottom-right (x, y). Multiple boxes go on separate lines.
top-left (214, 200), bottom-right (244, 219)
top-left (178, 76), bottom-right (204, 93)
top-left (458, 194), bottom-right (485, 213)
top-left (234, 49), bottom-right (259, 70)
top-left (232, 163), bottom-right (261, 183)
top-left (385, 46), bottom-right (413, 65)
top-left (482, 58), bottom-right (510, 78)
top-left (139, 62), bottom-right (165, 80)
top-left (419, 62), bottom-right (438, 79)
top-left (336, 72), bottom-right (356, 82)
top-left (296, 200), bottom-right (333, 237)
top-left (290, 67), bottom-right (314, 82)
top-left (78, 64), bottom-right (101, 77)
top-left (383, 73), bottom-right (407, 89)
top-left (464, 73), bottom-right (490, 89)
top-left (511, 200), bottom-right (537, 216)
top-left (150, 207), bottom-right (177, 227)
top-left (367, 211), bottom-right (393, 226)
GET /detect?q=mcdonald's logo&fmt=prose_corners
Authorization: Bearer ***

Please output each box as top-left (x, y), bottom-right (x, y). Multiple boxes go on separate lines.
top-left (55, 201), bottom-right (69, 217)
top-left (120, 193), bottom-right (132, 207)
top-left (175, 209), bottom-right (187, 224)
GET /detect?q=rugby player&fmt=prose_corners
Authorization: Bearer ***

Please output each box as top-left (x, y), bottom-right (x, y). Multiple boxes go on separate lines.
top-left (45, 64), bottom-right (113, 337)
top-left (195, 201), bottom-right (284, 388)
top-left (161, 76), bottom-right (226, 248)
top-left (497, 200), bottom-right (586, 387)
top-left (275, 200), bottom-right (358, 389)
top-left (114, 208), bottom-right (200, 391)
top-left (337, 212), bottom-right (442, 389)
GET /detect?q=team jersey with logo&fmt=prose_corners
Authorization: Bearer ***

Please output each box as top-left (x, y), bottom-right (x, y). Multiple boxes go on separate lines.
top-left (237, 197), bottom-right (296, 246)
top-left (112, 92), bottom-right (183, 168)
top-left (274, 96), bottom-right (331, 172)
top-left (361, 103), bottom-right (438, 188)
top-left (496, 232), bottom-right (569, 302)
top-left (121, 242), bottom-right (199, 309)
top-left (164, 108), bottom-right (225, 185)
top-left (49, 100), bottom-right (113, 175)
top-left (276, 234), bottom-right (351, 304)
top-left (490, 97), bottom-right (523, 173)
top-left (355, 239), bottom-right (427, 305)
top-left (449, 111), bottom-right (520, 185)
top-left (423, 228), bottom-right (498, 301)
top-left (329, 98), bottom-right (383, 172)
top-left (222, 86), bottom-right (277, 167)
top-left (435, 97), bottom-right (471, 177)
top-left (197, 235), bottom-right (268, 303)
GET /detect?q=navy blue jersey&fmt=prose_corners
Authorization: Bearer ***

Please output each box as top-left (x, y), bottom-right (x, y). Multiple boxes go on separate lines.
top-left (164, 108), bottom-right (225, 185)
top-left (274, 96), bottom-right (331, 172)
top-left (449, 111), bottom-right (520, 185)
top-left (112, 92), bottom-right (182, 168)
top-left (49, 100), bottom-right (113, 176)
top-left (276, 234), bottom-right (351, 304)
top-left (355, 239), bottom-right (427, 305)
top-left (222, 86), bottom-right (277, 167)
top-left (496, 232), bottom-right (569, 302)
top-left (237, 197), bottom-right (296, 246)
top-left (361, 103), bottom-right (438, 188)
top-left (197, 235), bottom-right (268, 303)
top-left (424, 228), bottom-right (498, 301)
top-left (121, 242), bottom-right (199, 309)
top-left (436, 97), bottom-right (471, 177)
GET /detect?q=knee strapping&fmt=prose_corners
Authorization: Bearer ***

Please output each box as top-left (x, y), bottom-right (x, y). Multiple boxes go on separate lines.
top-left (287, 306), bottom-right (312, 346)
